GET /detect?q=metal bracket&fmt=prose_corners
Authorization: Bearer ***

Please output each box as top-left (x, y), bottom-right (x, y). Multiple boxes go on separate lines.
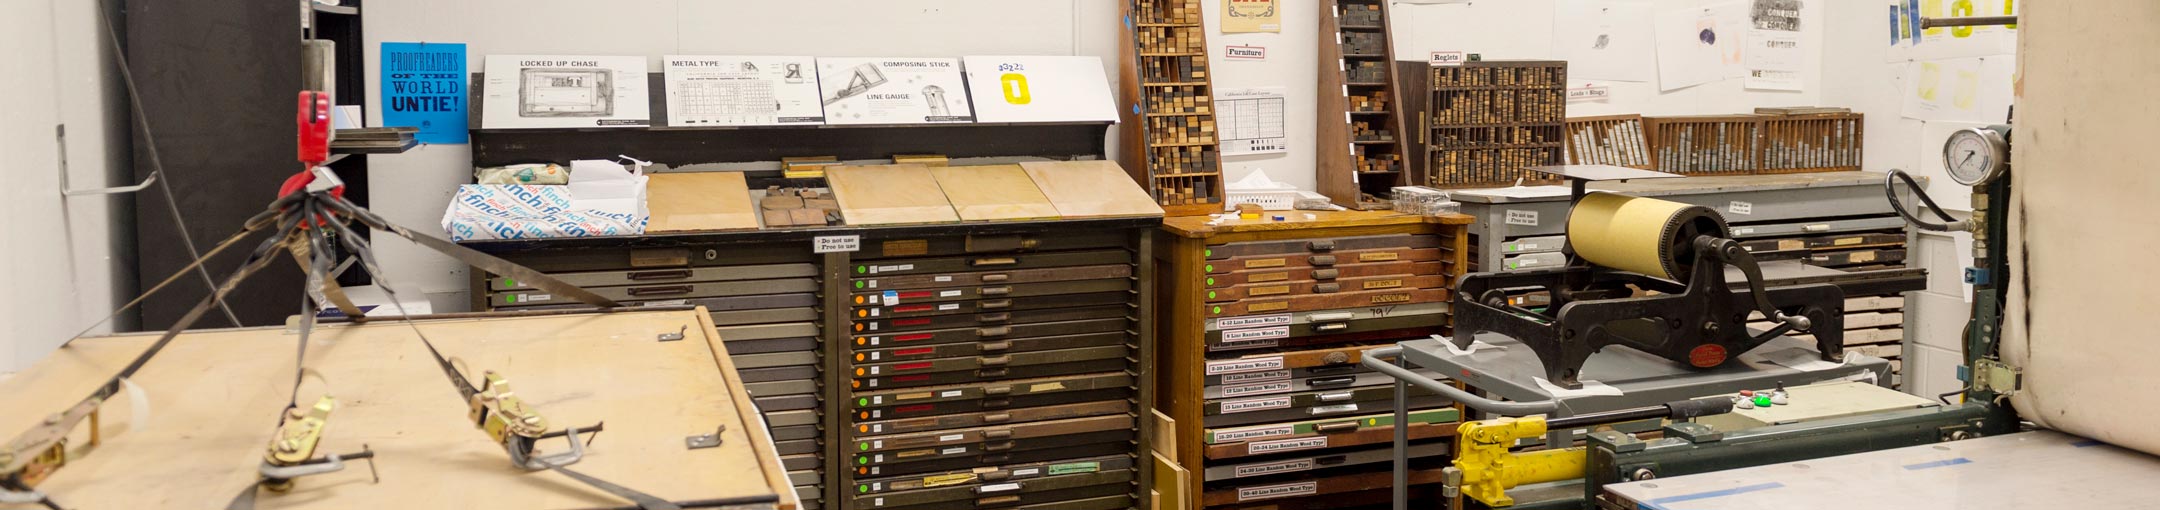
top-left (1663, 422), bottom-right (1724, 443)
top-left (685, 424), bottom-right (727, 450)
top-left (1586, 430), bottom-right (1646, 453)
top-left (658, 326), bottom-right (687, 342)
top-left (1970, 358), bottom-right (2022, 395)
top-left (57, 124), bottom-right (161, 197)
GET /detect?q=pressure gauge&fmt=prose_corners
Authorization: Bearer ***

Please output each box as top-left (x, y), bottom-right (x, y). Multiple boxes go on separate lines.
top-left (1942, 126), bottom-right (2010, 186)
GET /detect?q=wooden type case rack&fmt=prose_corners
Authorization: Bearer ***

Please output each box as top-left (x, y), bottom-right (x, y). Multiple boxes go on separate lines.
top-left (1119, 0), bottom-right (1230, 216)
top-left (1153, 211), bottom-right (1473, 510)
top-left (468, 218), bottom-right (1158, 510)
top-left (1424, 60), bottom-right (1568, 188)
top-left (1316, 0), bottom-right (1413, 208)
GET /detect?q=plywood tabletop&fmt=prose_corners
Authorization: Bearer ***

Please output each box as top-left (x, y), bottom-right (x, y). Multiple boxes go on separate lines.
top-left (646, 172), bottom-right (760, 232)
top-left (1019, 161), bottom-right (1166, 219)
top-left (827, 164), bottom-right (962, 225)
top-left (930, 164), bottom-right (1062, 221)
top-left (0, 309), bottom-right (793, 509)
top-left (1160, 210), bottom-right (1472, 238)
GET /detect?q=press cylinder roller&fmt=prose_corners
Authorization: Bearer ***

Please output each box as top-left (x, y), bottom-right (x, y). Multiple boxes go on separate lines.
top-left (1565, 192), bottom-right (1729, 281)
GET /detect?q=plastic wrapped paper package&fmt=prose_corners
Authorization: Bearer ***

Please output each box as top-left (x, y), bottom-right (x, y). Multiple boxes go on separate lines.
top-left (440, 184), bottom-right (647, 241)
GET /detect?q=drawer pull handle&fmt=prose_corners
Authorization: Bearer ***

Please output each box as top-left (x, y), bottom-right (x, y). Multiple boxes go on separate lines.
top-left (1309, 255), bottom-right (1338, 266)
top-left (1309, 240), bottom-right (1337, 251)
top-left (980, 341), bottom-right (1013, 352)
top-left (1314, 455), bottom-right (1348, 466)
top-left (979, 368), bottom-right (1010, 378)
top-left (982, 274), bottom-right (1010, 282)
top-left (984, 429), bottom-right (1013, 439)
top-left (983, 398), bottom-right (1012, 408)
top-left (981, 286), bottom-right (1013, 296)
top-left (983, 440), bottom-right (1015, 451)
top-left (979, 313), bottom-right (1012, 323)
top-left (978, 326), bottom-right (1013, 337)
top-left (981, 454), bottom-right (1012, 463)
top-left (1307, 376), bottom-right (1357, 388)
top-left (985, 386), bottom-right (1014, 396)
top-left (1312, 268), bottom-right (1340, 280)
top-left (1314, 421), bottom-right (1360, 433)
top-left (1307, 365), bottom-right (1357, 375)
top-left (985, 413), bottom-right (1012, 423)
top-left (627, 285), bottom-right (692, 296)
top-left (971, 257), bottom-right (1019, 267)
top-left (1314, 283), bottom-right (1341, 293)
top-left (1317, 391), bottom-right (1354, 402)
top-left (626, 269), bottom-right (692, 281)
top-left (981, 355), bottom-right (1012, 367)
top-left (1314, 322), bottom-right (1349, 332)
top-left (981, 299), bottom-right (1013, 310)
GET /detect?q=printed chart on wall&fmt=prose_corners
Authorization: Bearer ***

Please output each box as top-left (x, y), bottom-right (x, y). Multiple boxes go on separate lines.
top-left (1653, 2), bottom-right (1747, 91)
top-left (961, 56), bottom-right (1118, 123)
top-left (1886, 0), bottom-right (2018, 62)
top-left (1902, 55), bottom-right (2014, 123)
top-left (1744, 0), bottom-right (1807, 91)
top-left (480, 55), bottom-right (651, 129)
top-left (1215, 87), bottom-right (1287, 156)
top-left (661, 56), bottom-right (824, 127)
top-left (817, 57), bottom-right (975, 125)
top-left (1222, 0), bottom-right (1281, 33)
top-left (1551, 0), bottom-right (1654, 83)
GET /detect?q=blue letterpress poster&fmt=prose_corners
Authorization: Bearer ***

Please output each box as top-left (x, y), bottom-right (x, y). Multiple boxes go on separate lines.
top-left (380, 42), bottom-right (468, 144)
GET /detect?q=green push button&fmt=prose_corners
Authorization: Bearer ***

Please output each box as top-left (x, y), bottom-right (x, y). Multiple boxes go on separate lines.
top-left (1753, 395), bottom-right (1773, 407)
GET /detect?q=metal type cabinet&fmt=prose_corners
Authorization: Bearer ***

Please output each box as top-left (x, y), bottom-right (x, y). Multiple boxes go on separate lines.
top-left (467, 218), bottom-right (1159, 510)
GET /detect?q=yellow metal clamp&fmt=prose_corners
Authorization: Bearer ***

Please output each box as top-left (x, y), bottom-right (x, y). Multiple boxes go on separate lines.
top-left (470, 371), bottom-right (548, 444)
top-left (1452, 416), bottom-right (1588, 507)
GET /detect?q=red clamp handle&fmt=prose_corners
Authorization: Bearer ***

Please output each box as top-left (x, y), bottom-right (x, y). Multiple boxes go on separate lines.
top-left (297, 91), bottom-right (332, 165)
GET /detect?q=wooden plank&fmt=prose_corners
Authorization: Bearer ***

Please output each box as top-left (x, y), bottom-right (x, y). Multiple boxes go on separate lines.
top-left (929, 164), bottom-right (1062, 221)
top-left (645, 172), bottom-right (760, 232)
top-left (0, 309), bottom-right (792, 509)
top-left (1020, 161), bottom-right (1167, 218)
top-left (826, 164), bottom-right (961, 226)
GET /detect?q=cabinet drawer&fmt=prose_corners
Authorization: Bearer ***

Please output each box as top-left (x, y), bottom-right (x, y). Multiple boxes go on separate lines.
top-left (1209, 234), bottom-right (1439, 260)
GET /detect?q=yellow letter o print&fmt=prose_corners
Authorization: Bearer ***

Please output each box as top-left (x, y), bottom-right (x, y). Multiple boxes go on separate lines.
top-left (1001, 73), bottom-right (1032, 105)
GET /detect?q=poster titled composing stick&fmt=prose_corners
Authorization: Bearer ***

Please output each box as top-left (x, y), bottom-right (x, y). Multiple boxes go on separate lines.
top-left (817, 57), bottom-right (974, 125)
top-left (663, 56), bottom-right (824, 127)
top-left (481, 55), bottom-right (651, 129)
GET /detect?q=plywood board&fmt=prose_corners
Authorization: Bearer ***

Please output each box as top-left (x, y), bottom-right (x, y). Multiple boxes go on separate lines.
top-left (929, 164), bottom-right (1061, 221)
top-left (1018, 161), bottom-right (1166, 218)
top-left (0, 310), bottom-right (793, 509)
top-left (1151, 451), bottom-right (1191, 510)
top-left (645, 172), bottom-right (760, 232)
top-left (825, 164), bottom-right (960, 225)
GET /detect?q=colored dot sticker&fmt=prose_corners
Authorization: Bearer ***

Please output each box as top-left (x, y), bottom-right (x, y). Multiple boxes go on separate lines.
top-left (1205, 249), bottom-right (1213, 257)
top-left (1205, 264), bottom-right (1215, 272)
top-left (505, 295), bottom-right (517, 303)
top-left (857, 457), bottom-right (868, 465)
top-left (858, 442), bottom-right (870, 451)
top-left (856, 265), bottom-right (868, 274)
top-left (1212, 306), bottom-right (1223, 314)
top-left (1206, 277), bottom-right (1215, 285)
top-left (855, 281), bottom-right (865, 289)
top-left (1207, 291), bottom-right (1217, 299)
top-left (859, 485), bottom-right (869, 494)
top-left (502, 278), bottom-right (516, 287)
top-left (857, 397), bottom-right (869, 406)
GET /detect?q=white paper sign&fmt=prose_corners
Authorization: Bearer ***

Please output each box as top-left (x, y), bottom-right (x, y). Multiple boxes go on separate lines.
top-left (817, 57), bottom-right (974, 124)
top-left (1743, 0), bottom-right (1807, 91)
top-left (1216, 87), bottom-right (1288, 155)
top-left (482, 55), bottom-right (651, 129)
top-left (1653, 3), bottom-right (1748, 91)
top-left (961, 56), bottom-right (1118, 123)
top-left (1225, 45), bottom-right (1268, 61)
top-left (1552, 0), bottom-right (1655, 82)
top-left (662, 55), bottom-right (824, 126)
top-left (1429, 51), bottom-right (1466, 67)
top-left (815, 235), bottom-right (861, 253)
top-left (1566, 84), bottom-right (1612, 103)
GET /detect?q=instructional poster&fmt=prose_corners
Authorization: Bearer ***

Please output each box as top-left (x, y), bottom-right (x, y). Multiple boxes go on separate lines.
top-left (379, 42), bottom-right (467, 143)
top-left (662, 56), bottom-right (824, 127)
top-left (1215, 87), bottom-right (1287, 156)
top-left (1222, 0), bottom-right (1281, 33)
top-left (961, 56), bottom-right (1118, 123)
top-left (481, 55), bottom-right (650, 129)
top-left (816, 57), bottom-right (975, 125)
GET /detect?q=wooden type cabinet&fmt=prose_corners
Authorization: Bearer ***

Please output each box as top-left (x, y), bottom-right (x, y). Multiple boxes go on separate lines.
top-left (1151, 211), bottom-right (1472, 509)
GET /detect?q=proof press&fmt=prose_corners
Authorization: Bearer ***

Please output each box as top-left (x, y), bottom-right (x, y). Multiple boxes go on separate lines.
top-left (1452, 185), bottom-right (1844, 389)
